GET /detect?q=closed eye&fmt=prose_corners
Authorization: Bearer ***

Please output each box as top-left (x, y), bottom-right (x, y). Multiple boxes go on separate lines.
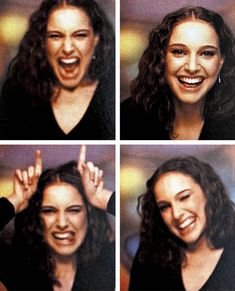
top-left (179, 194), bottom-right (190, 201)
top-left (47, 33), bottom-right (62, 39)
top-left (67, 206), bottom-right (83, 213)
top-left (41, 207), bottom-right (56, 214)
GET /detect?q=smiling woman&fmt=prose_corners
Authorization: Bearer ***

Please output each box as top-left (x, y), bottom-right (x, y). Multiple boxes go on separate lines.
top-left (129, 156), bottom-right (235, 290)
top-left (0, 0), bottom-right (115, 140)
top-left (121, 6), bottom-right (235, 140)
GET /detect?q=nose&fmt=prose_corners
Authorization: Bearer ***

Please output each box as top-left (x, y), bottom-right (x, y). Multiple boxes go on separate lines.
top-left (171, 203), bottom-right (183, 220)
top-left (62, 37), bottom-right (75, 54)
top-left (185, 53), bottom-right (200, 74)
top-left (56, 212), bottom-right (68, 229)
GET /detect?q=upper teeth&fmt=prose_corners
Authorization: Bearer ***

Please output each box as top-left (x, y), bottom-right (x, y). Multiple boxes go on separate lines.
top-left (178, 218), bottom-right (194, 229)
top-left (60, 58), bottom-right (78, 64)
top-left (180, 77), bottom-right (202, 84)
top-left (53, 232), bottom-right (71, 239)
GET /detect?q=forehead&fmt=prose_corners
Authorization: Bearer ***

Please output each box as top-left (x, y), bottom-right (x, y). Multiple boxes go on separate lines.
top-left (154, 172), bottom-right (198, 199)
top-left (42, 182), bottom-right (84, 205)
top-left (47, 5), bottom-right (91, 30)
top-left (168, 19), bottom-right (219, 47)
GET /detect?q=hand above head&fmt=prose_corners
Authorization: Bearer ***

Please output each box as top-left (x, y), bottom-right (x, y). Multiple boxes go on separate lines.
top-left (7, 150), bottom-right (43, 214)
top-left (77, 145), bottom-right (112, 210)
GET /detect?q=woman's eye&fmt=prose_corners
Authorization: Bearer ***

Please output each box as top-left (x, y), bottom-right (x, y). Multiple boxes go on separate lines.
top-left (159, 204), bottom-right (169, 212)
top-left (75, 33), bottom-right (88, 38)
top-left (41, 208), bottom-right (55, 214)
top-left (180, 194), bottom-right (190, 201)
top-left (68, 207), bottom-right (82, 213)
top-left (47, 34), bottom-right (62, 40)
top-left (171, 49), bottom-right (186, 56)
top-left (201, 51), bottom-right (216, 57)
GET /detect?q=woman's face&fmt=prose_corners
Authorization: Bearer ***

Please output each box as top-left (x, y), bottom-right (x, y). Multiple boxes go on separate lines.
top-left (40, 182), bottom-right (88, 258)
top-left (165, 19), bottom-right (224, 107)
top-left (46, 5), bottom-right (99, 90)
top-left (153, 172), bottom-right (207, 247)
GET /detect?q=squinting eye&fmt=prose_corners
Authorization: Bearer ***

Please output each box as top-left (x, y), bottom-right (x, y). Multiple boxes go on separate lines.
top-left (47, 34), bottom-right (62, 40)
top-left (75, 33), bottom-right (88, 38)
top-left (159, 204), bottom-right (169, 212)
top-left (69, 207), bottom-right (82, 213)
top-left (41, 208), bottom-right (55, 214)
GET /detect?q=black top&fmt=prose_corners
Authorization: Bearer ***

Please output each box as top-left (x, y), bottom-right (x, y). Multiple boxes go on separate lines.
top-left (121, 97), bottom-right (235, 140)
top-left (129, 237), bottom-right (235, 291)
top-left (0, 198), bottom-right (115, 291)
top-left (0, 74), bottom-right (115, 140)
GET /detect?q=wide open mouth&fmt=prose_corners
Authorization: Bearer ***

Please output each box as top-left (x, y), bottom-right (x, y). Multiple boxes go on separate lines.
top-left (58, 57), bottom-right (81, 72)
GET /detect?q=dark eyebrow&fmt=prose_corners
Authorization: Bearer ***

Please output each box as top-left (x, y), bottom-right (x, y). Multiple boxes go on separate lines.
top-left (168, 43), bottom-right (218, 50)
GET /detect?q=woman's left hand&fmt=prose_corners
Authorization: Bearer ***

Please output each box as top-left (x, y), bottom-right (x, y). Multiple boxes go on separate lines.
top-left (77, 145), bottom-right (112, 210)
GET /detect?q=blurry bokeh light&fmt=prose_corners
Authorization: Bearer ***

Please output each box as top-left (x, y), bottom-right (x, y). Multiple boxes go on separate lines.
top-left (120, 27), bottom-right (147, 64)
top-left (0, 177), bottom-right (13, 197)
top-left (0, 14), bottom-right (28, 46)
top-left (121, 166), bottom-right (145, 196)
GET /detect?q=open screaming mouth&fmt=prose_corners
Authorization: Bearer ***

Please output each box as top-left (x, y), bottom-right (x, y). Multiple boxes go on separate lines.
top-left (58, 57), bottom-right (80, 68)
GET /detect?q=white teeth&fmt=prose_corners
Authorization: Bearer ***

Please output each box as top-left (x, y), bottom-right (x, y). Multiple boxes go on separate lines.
top-left (60, 58), bottom-right (78, 65)
top-left (53, 232), bottom-right (71, 239)
top-left (180, 77), bottom-right (202, 84)
top-left (178, 218), bottom-right (194, 229)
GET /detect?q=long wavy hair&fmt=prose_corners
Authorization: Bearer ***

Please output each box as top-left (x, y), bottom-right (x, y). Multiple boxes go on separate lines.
top-left (137, 156), bottom-right (235, 268)
top-left (131, 6), bottom-right (235, 135)
top-left (13, 161), bottom-right (112, 285)
top-left (2, 0), bottom-right (114, 106)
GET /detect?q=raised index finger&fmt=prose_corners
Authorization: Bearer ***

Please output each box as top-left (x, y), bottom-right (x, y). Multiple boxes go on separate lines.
top-left (34, 150), bottom-right (42, 177)
top-left (78, 145), bottom-right (86, 173)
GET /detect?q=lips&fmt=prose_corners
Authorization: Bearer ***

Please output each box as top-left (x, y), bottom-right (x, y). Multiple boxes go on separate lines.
top-left (176, 217), bottom-right (196, 233)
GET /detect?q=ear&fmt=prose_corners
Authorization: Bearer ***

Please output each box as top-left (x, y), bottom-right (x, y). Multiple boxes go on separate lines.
top-left (219, 56), bottom-right (224, 70)
top-left (94, 34), bottom-right (100, 47)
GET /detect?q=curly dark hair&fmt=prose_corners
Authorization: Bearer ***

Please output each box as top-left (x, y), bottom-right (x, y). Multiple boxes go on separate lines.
top-left (13, 161), bottom-right (111, 285)
top-left (131, 6), bottom-right (235, 135)
top-left (2, 0), bottom-right (114, 106)
top-left (137, 156), bottom-right (235, 268)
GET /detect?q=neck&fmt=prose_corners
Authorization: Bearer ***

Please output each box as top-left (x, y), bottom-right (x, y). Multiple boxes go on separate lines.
top-left (172, 102), bottom-right (204, 140)
top-left (52, 80), bottom-right (98, 104)
top-left (186, 235), bottom-right (210, 255)
top-left (54, 254), bottom-right (77, 291)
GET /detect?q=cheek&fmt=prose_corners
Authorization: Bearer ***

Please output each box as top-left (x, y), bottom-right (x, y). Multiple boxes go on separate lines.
top-left (41, 216), bottom-right (56, 232)
top-left (160, 211), bottom-right (172, 228)
top-left (71, 214), bottom-right (88, 231)
top-left (46, 41), bottom-right (60, 59)
top-left (79, 39), bottom-right (97, 56)
top-left (166, 56), bottom-right (184, 76)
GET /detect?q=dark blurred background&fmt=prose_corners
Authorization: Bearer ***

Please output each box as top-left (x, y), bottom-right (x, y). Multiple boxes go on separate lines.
top-left (120, 144), bottom-right (235, 290)
top-left (0, 0), bottom-right (115, 88)
top-left (120, 0), bottom-right (235, 101)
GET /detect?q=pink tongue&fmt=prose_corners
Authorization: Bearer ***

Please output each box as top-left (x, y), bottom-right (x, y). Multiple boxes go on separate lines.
top-left (62, 63), bottom-right (78, 73)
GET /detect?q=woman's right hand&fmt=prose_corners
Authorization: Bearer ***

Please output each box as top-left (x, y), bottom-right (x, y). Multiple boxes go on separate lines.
top-left (7, 150), bottom-right (42, 214)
